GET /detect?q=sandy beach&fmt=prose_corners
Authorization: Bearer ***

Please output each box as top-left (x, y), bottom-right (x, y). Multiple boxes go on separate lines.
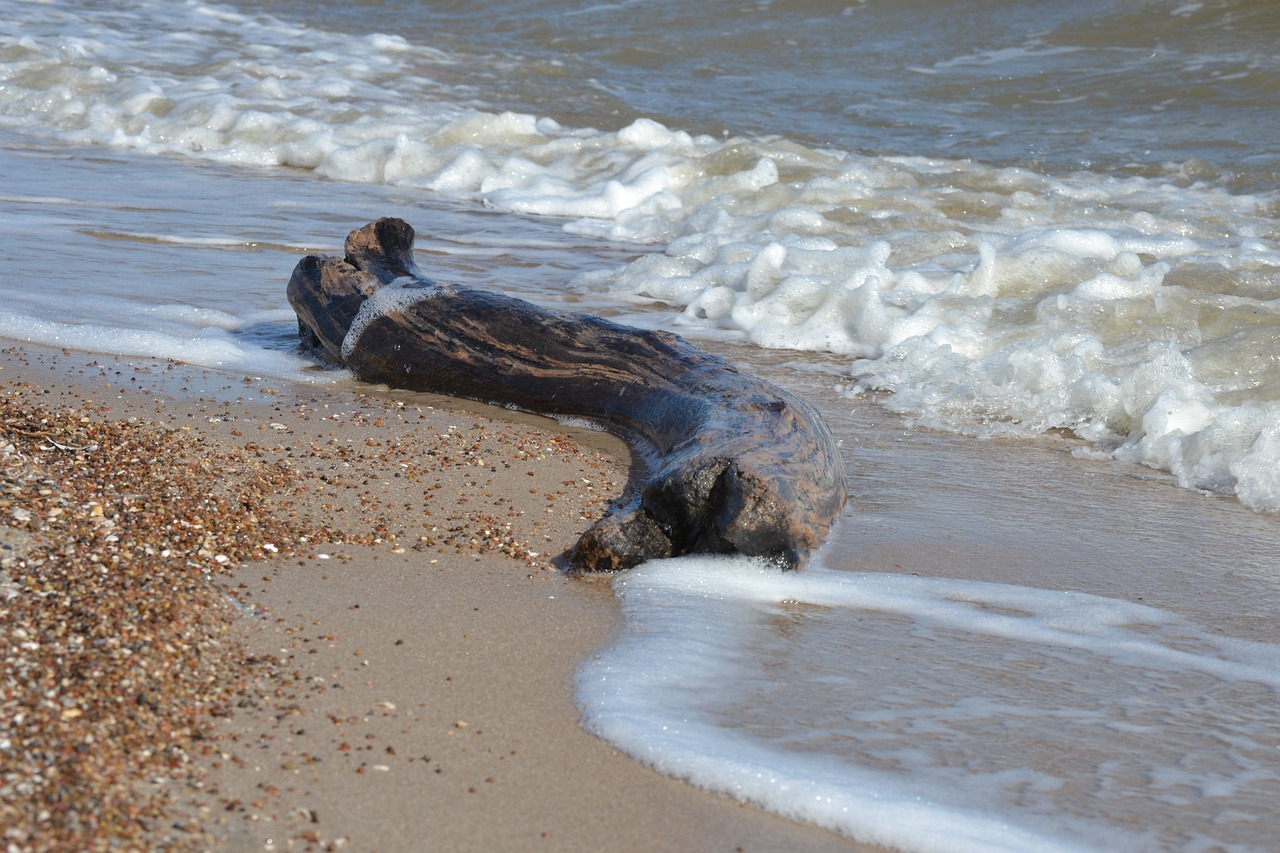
top-left (0, 345), bottom-right (871, 852)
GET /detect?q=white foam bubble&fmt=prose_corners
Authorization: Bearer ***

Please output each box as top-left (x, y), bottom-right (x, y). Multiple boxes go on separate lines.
top-left (570, 149), bottom-right (1280, 510)
top-left (0, 308), bottom-right (322, 380)
top-left (578, 556), bottom-right (1280, 852)
top-left (340, 277), bottom-right (435, 363)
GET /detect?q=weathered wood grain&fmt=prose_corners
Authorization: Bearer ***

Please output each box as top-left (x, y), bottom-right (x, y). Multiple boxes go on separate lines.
top-left (288, 218), bottom-right (846, 571)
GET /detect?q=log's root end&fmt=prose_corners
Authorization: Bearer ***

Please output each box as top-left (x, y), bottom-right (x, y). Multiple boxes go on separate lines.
top-left (570, 503), bottom-right (673, 572)
top-left (568, 459), bottom-right (805, 573)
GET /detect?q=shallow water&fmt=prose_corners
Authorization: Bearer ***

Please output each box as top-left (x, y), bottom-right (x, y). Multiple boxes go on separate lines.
top-left (4, 0), bottom-right (1280, 848)
top-left (580, 557), bottom-right (1280, 852)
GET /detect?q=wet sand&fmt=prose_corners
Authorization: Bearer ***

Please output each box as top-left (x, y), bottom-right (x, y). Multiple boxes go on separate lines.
top-left (0, 346), bottom-right (871, 852)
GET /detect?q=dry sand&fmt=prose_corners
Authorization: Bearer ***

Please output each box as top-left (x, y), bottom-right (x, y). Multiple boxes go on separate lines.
top-left (0, 346), bottom-right (872, 852)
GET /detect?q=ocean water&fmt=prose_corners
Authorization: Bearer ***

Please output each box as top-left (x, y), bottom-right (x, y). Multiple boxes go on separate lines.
top-left (3, 0), bottom-right (1280, 849)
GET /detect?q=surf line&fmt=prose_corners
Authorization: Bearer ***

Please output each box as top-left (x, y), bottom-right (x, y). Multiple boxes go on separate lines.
top-left (288, 218), bottom-right (846, 571)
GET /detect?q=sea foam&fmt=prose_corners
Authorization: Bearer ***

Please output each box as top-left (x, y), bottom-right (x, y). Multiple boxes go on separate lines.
top-left (577, 556), bottom-right (1280, 852)
top-left (0, 307), bottom-right (320, 380)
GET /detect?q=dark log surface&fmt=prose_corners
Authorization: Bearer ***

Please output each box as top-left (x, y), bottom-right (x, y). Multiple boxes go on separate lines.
top-left (288, 218), bottom-right (846, 571)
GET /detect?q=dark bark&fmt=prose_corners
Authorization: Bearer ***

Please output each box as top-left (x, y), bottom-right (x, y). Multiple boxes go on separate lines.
top-left (288, 218), bottom-right (846, 571)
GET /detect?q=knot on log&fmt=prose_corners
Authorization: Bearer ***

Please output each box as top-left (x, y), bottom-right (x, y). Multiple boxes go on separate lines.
top-left (288, 218), bottom-right (846, 571)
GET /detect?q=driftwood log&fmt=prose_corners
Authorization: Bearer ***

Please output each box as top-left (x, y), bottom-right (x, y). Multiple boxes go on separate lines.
top-left (287, 218), bottom-right (846, 571)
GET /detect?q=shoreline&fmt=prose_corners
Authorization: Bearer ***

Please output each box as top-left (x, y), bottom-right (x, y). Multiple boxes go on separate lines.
top-left (0, 346), bottom-right (872, 852)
